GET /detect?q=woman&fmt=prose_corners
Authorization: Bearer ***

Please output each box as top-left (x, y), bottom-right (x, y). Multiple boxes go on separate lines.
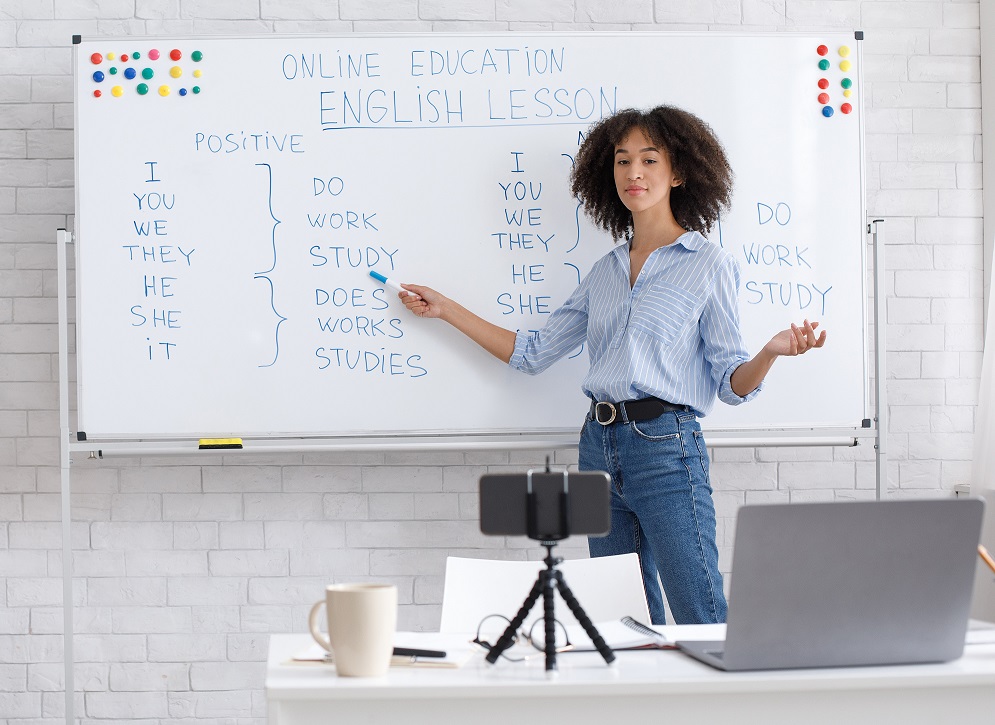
top-left (399, 106), bottom-right (825, 624)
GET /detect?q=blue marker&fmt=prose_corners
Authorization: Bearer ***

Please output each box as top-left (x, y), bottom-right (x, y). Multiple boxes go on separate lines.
top-left (369, 270), bottom-right (419, 299)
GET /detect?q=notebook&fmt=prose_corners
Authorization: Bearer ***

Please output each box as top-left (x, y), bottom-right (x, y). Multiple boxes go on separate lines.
top-left (565, 616), bottom-right (675, 651)
top-left (677, 498), bottom-right (984, 671)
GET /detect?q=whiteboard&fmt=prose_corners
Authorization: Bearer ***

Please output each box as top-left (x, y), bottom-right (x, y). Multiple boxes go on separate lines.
top-left (72, 32), bottom-right (867, 442)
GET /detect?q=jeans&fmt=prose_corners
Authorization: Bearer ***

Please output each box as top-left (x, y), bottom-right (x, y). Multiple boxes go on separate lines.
top-left (579, 409), bottom-right (727, 625)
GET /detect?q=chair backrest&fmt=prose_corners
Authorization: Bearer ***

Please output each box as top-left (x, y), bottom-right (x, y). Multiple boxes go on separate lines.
top-left (439, 553), bottom-right (651, 633)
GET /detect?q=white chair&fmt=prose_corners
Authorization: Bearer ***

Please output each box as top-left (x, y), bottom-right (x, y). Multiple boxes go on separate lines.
top-left (439, 553), bottom-right (651, 634)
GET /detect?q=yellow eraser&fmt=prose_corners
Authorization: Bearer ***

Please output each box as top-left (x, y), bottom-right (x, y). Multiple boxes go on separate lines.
top-left (198, 438), bottom-right (243, 449)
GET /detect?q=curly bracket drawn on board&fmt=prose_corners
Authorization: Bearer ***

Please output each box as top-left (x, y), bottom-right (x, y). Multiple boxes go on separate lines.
top-left (562, 152), bottom-right (581, 254)
top-left (562, 260), bottom-right (584, 358)
top-left (254, 162), bottom-right (288, 368)
top-left (562, 152), bottom-right (584, 359)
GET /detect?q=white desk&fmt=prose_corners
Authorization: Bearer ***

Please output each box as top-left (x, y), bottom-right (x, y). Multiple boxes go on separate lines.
top-left (267, 627), bottom-right (995, 725)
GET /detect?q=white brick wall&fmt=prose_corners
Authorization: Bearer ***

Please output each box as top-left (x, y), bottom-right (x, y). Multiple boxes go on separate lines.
top-left (0, 1), bottom-right (984, 722)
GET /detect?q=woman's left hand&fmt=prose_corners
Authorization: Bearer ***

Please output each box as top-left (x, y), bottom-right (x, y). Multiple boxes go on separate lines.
top-left (763, 319), bottom-right (827, 358)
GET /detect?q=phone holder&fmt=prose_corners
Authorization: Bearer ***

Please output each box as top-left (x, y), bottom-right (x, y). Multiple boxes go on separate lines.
top-left (483, 466), bottom-right (616, 673)
top-left (527, 467), bottom-right (571, 541)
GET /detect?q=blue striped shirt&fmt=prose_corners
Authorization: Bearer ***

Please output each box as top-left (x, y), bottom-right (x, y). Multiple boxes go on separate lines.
top-left (509, 231), bottom-right (760, 417)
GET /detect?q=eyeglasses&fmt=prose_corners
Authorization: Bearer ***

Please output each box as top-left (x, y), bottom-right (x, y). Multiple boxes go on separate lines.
top-left (472, 614), bottom-right (574, 662)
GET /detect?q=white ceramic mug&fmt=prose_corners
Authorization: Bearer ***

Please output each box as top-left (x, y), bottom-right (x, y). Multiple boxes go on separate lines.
top-left (308, 583), bottom-right (398, 677)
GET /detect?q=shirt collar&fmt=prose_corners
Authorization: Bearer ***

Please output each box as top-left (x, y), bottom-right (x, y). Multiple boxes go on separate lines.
top-left (613, 230), bottom-right (705, 263)
top-left (674, 230), bottom-right (707, 251)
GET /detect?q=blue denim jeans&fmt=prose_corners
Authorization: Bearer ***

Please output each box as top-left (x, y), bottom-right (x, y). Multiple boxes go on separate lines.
top-left (579, 409), bottom-right (727, 625)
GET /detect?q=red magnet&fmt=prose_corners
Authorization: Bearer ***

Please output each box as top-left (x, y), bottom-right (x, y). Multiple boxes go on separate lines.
top-left (841, 103), bottom-right (853, 114)
top-left (170, 49), bottom-right (182, 61)
top-left (818, 92), bottom-right (829, 104)
top-left (817, 45), bottom-right (828, 56)
top-left (818, 78), bottom-right (829, 89)
top-left (93, 89), bottom-right (102, 98)
top-left (90, 52), bottom-right (102, 65)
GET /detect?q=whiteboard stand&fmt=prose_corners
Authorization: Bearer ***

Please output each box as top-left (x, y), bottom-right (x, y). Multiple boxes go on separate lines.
top-left (56, 228), bottom-right (75, 725)
top-left (870, 219), bottom-right (887, 500)
top-left (61, 31), bottom-right (882, 725)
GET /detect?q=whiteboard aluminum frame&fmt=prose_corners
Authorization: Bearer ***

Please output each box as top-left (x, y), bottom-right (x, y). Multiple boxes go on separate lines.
top-left (71, 30), bottom-right (870, 441)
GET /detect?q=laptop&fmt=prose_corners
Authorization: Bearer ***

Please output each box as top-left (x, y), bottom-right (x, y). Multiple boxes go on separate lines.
top-left (677, 498), bottom-right (984, 671)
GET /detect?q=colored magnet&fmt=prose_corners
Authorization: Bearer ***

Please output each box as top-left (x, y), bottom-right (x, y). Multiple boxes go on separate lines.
top-left (839, 46), bottom-right (851, 57)
top-left (818, 92), bottom-right (829, 104)
top-left (817, 44), bottom-right (828, 56)
top-left (137, 83), bottom-right (149, 95)
top-left (120, 53), bottom-right (128, 62)
top-left (192, 50), bottom-right (203, 62)
top-left (193, 69), bottom-right (202, 78)
top-left (109, 66), bottom-right (118, 75)
top-left (192, 86), bottom-right (201, 94)
top-left (841, 103), bottom-right (852, 114)
top-left (818, 78), bottom-right (829, 89)
top-left (843, 89), bottom-right (853, 98)
top-left (179, 88), bottom-right (188, 96)
top-left (124, 67), bottom-right (137, 80)
top-left (840, 60), bottom-right (852, 72)
top-left (93, 89), bottom-right (102, 98)
top-left (149, 49), bottom-right (160, 60)
top-left (107, 52), bottom-right (116, 60)
top-left (170, 66), bottom-right (182, 78)
top-left (92, 71), bottom-right (104, 82)
top-left (90, 53), bottom-right (102, 65)
top-left (142, 67), bottom-right (154, 80)
top-left (841, 77), bottom-right (853, 89)
top-left (822, 106), bottom-right (834, 117)
top-left (111, 85), bottom-right (123, 97)
top-left (818, 59), bottom-right (830, 70)
top-left (159, 85), bottom-right (170, 96)
top-left (170, 49), bottom-right (182, 61)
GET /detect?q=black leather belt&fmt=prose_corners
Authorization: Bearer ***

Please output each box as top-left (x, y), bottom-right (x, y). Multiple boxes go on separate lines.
top-left (590, 397), bottom-right (689, 425)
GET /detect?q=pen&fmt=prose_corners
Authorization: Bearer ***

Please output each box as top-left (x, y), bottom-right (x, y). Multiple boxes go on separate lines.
top-left (392, 647), bottom-right (446, 658)
top-left (980, 545), bottom-right (995, 576)
top-left (369, 270), bottom-right (419, 299)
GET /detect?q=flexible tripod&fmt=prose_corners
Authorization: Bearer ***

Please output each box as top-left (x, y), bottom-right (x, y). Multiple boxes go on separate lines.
top-left (484, 542), bottom-right (616, 672)
top-left (484, 468), bottom-right (615, 673)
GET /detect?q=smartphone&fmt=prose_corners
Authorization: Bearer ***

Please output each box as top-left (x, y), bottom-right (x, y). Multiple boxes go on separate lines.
top-left (479, 471), bottom-right (611, 540)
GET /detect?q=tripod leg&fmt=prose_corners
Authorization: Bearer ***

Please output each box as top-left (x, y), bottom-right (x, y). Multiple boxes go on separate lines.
top-left (485, 576), bottom-right (543, 664)
top-left (542, 568), bottom-right (557, 672)
top-left (553, 571), bottom-right (616, 665)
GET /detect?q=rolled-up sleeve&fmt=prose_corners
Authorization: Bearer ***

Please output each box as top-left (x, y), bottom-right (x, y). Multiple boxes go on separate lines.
top-left (509, 287), bottom-right (590, 375)
top-left (700, 256), bottom-right (762, 406)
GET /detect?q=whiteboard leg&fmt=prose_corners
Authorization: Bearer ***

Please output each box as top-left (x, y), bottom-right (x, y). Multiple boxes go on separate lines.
top-left (869, 219), bottom-right (887, 500)
top-left (57, 228), bottom-right (74, 725)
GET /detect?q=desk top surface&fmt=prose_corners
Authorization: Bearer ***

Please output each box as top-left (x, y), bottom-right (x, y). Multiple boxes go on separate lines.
top-left (267, 627), bottom-right (995, 699)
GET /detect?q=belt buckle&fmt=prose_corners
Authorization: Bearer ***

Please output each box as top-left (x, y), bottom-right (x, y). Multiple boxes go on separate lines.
top-left (595, 401), bottom-right (617, 425)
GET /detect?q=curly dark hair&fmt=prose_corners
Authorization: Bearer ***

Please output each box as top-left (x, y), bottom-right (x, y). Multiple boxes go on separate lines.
top-left (569, 106), bottom-right (733, 240)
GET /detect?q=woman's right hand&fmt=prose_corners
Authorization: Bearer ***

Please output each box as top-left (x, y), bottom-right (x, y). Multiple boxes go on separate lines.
top-left (397, 283), bottom-right (516, 363)
top-left (399, 284), bottom-right (445, 319)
